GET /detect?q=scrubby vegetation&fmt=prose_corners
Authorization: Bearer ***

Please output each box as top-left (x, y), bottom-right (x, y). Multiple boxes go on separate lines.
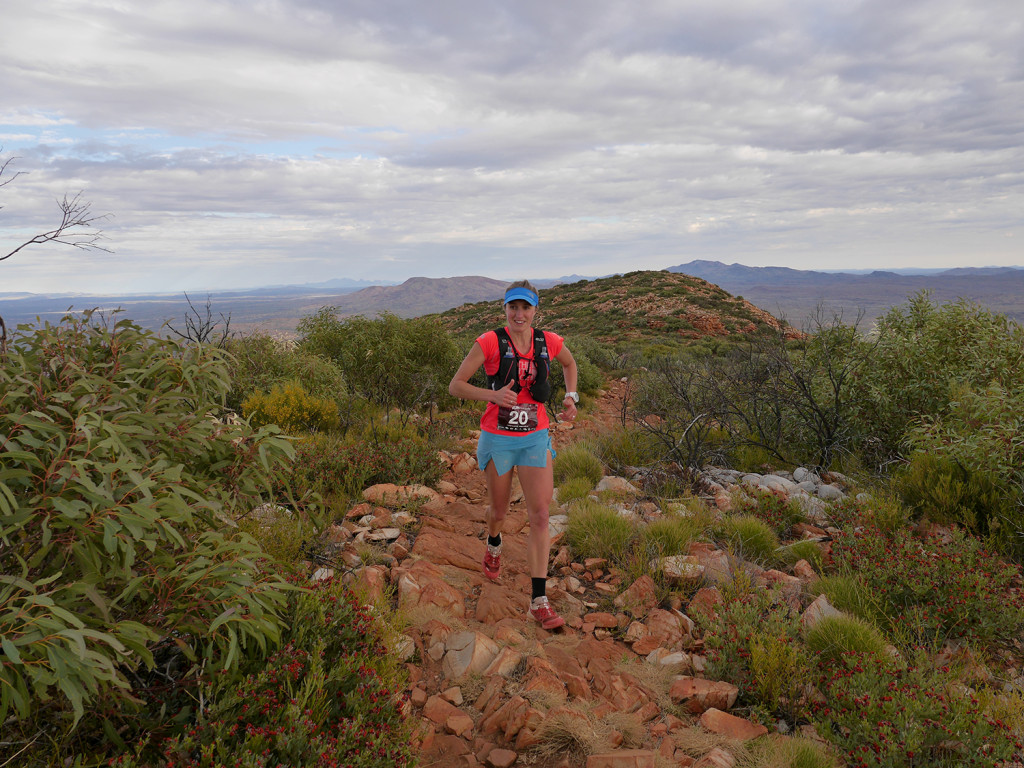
top-left (0, 312), bottom-right (415, 767)
top-left (3, 277), bottom-right (1023, 767)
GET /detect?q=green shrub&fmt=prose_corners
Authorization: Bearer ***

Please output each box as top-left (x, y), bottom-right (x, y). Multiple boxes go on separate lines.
top-left (569, 335), bottom-right (619, 371)
top-left (907, 384), bottom-right (1024, 558)
top-left (829, 524), bottom-right (1024, 647)
top-left (0, 314), bottom-right (293, 760)
top-left (549, 345), bottom-right (603, 396)
top-left (749, 632), bottom-right (812, 724)
top-left (288, 427), bottom-right (443, 499)
top-left (808, 575), bottom-right (875, 622)
top-left (565, 500), bottom-right (636, 564)
top-left (593, 428), bottom-right (664, 475)
top-left (699, 577), bottom-right (803, 709)
top-left (553, 443), bottom-right (605, 487)
top-left (803, 614), bottom-right (888, 665)
top-left (223, 333), bottom-right (348, 413)
top-left (639, 514), bottom-right (702, 558)
top-left (715, 514), bottom-right (781, 564)
top-left (298, 309), bottom-right (461, 416)
top-left (116, 578), bottom-right (414, 768)
top-left (732, 488), bottom-right (806, 539)
top-left (811, 651), bottom-right (1023, 768)
top-left (894, 451), bottom-right (1014, 539)
top-left (243, 379), bottom-right (341, 433)
top-left (779, 539), bottom-right (825, 572)
top-left (557, 476), bottom-right (596, 505)
top-left (852, 293), bottom-right (1024, 463)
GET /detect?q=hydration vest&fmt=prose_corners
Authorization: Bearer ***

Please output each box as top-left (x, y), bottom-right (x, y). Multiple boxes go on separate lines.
top-left (487, 327), bottom-right (552, 403)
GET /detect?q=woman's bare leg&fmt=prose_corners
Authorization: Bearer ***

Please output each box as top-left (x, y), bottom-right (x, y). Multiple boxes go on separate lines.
top-left (517, 452), bottom-right (554, 579)
top-left (483, 460), bottom-right (514, 540)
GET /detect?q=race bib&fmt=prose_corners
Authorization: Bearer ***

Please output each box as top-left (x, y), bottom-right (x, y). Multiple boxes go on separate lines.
top-left (498, 403), bottom-right (539, 432)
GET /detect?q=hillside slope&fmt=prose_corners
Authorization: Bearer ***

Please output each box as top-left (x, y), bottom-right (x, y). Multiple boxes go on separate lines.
top-left (429, 270), bottom-right (789, 345)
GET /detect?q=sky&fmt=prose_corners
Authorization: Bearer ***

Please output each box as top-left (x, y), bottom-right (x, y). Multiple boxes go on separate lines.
top-left (1, 0), bottom-right (1023, 295)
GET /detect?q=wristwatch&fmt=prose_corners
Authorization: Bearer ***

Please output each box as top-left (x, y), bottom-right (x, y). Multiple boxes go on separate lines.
top-left (564, 391), bottom-right (579, 404)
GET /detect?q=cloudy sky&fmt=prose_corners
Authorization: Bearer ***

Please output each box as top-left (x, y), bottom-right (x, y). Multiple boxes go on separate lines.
top-left (1, 0), bottom-right (1022, 294)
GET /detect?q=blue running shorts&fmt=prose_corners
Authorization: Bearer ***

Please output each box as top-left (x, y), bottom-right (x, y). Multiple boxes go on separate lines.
top-left (477, 428), bottom-right (556, 476)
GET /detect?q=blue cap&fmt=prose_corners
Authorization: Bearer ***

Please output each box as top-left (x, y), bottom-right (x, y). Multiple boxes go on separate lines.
top-left (504, 287), bottom-right (539, 306)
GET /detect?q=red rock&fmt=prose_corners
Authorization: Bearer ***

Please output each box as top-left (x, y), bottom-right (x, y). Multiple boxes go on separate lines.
top-left (441, 686), bottom-right (464, 706)
top-left (584, 557), bottom-right (608, 570)
top-left (410, 687), bottom-right (428, 707)
top-left (687, 546), bottom-right (732, 584)
top-left (452, 452), bottom-right (476, 473)
top-left (761, 569), bottom-right (802, 597)
top-left (698, 708), bottom-right (768, 740)
top-left (479, 695), bottom-right (528, 736)
top-left (578, 637), bottom-right (627, 663)
top-left (396, 559), bottom-right (466, 617)
top-left (801, 593), bottom-right (842, 628)
top-left (687, 587), bottom-right (723, 619)
top-left (644, 608), bottom-right (691, 648)
top-left (486, 747), bottom-right (519, 768)
top-left (476, 584), bottom-right (526, 624)
top-left (613, 575), bottom-right (659, 617)
top-left (423, 694), bottom-right (462, 726)
top-left (523, 671), bottom-right (568, 703)
top-left (483, 646), bottom-right (524, 677)
top-left (443, 630), bottom-right (500, 679)
top-left (421, 732), bottom-right (471, 764)
top-left (664, 714), bottom-right (686, 732)
top-left (631, 636), bottom-right (661, 656)
top-left (545, 644), bottom-right (590, 679)
top-left (624, 621), bottom-right (649, 644)
top-left (350, 564), bottom-right (389, 603)
top-left (793, 559), bottom-right (817, 580)
top-left (446, 711), bottom-right (475, 737)
top-left (585, 750), bottom-right (658, 768)
top-left (515, 726), bottom-right (541, 750)
top-left (669, 677), bottom-right (738, 714)
top-left (793, 522), bottom-right (827, 537)
top-left (413, 527), bottom-right (488, 572)
top-left (657, 737), bottom-right (675, 759)
top-left (585, 611), bottom-right (620, 628)
top-left (693, 747), bottom-right (735, 768)
top-left (476, 676), bottom-right (506, 717)
top-left (563, 672), bottom-right (593, 701)
top-left (345, 502), bottom-right (374, 520)
top-left (635, 701), bottom-right (660, 722)
top-left (363, 483), bottom-right (440, 506)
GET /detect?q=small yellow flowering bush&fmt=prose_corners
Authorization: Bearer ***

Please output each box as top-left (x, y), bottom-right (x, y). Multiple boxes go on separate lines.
top-left (243, 380), bottom-right (340, 433)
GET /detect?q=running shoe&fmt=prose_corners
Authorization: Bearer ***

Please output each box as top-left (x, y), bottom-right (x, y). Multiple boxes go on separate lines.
top-left (529, 596), bottom-right (565, 630)
top-left (482, 544), bottom-right (501, 580)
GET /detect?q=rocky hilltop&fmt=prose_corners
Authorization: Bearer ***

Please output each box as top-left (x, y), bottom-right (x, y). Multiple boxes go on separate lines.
top-left (431, 271), bottom-right (792, 345)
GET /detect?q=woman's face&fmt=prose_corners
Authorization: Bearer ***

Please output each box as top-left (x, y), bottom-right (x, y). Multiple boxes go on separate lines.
top-left (505, 299), bottom-right (536, 330)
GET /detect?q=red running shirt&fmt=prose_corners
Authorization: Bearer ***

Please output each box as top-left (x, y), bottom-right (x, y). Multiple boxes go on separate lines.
top-left (476, 328), bottom-right (564, 436)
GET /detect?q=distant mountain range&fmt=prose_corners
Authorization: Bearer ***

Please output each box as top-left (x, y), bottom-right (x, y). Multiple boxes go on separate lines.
top-left (2, 262), bottom-right (1022, 335)
top-left (665, 261), bottom-right (1024, 327)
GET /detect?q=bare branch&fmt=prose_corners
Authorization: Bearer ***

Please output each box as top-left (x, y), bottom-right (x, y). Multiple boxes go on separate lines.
top-left (167, 293), bottom-right (233, 347)
top-left (1, 191), bottom-right (112, 263)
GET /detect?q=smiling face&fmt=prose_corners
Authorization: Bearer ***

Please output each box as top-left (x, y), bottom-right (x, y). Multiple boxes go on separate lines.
top-left (504, 299), bottom-right (536, 332)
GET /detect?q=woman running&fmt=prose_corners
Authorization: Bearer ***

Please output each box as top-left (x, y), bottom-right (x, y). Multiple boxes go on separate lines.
top-left (448, 280), bottom-right (579, 629)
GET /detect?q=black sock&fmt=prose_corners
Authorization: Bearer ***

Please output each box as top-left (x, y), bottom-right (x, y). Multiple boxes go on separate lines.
top-left (531, 577), bottom-right (546, 602)
top-left (487, 534), bottom-right (502, 548)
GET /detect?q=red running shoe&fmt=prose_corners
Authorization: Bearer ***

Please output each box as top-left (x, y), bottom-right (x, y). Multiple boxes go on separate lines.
top-left (529, 596), bottom-right (565, 630)
top-left (482, 544), bottom-right (501, 580)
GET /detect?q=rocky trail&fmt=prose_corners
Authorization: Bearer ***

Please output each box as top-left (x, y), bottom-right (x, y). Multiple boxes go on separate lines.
top-left (319, 380), bottom-right (851, 768)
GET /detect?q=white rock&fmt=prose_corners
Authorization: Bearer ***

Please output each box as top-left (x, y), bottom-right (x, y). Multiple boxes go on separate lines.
top-left (817, 484), bottom-right (845, 501)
